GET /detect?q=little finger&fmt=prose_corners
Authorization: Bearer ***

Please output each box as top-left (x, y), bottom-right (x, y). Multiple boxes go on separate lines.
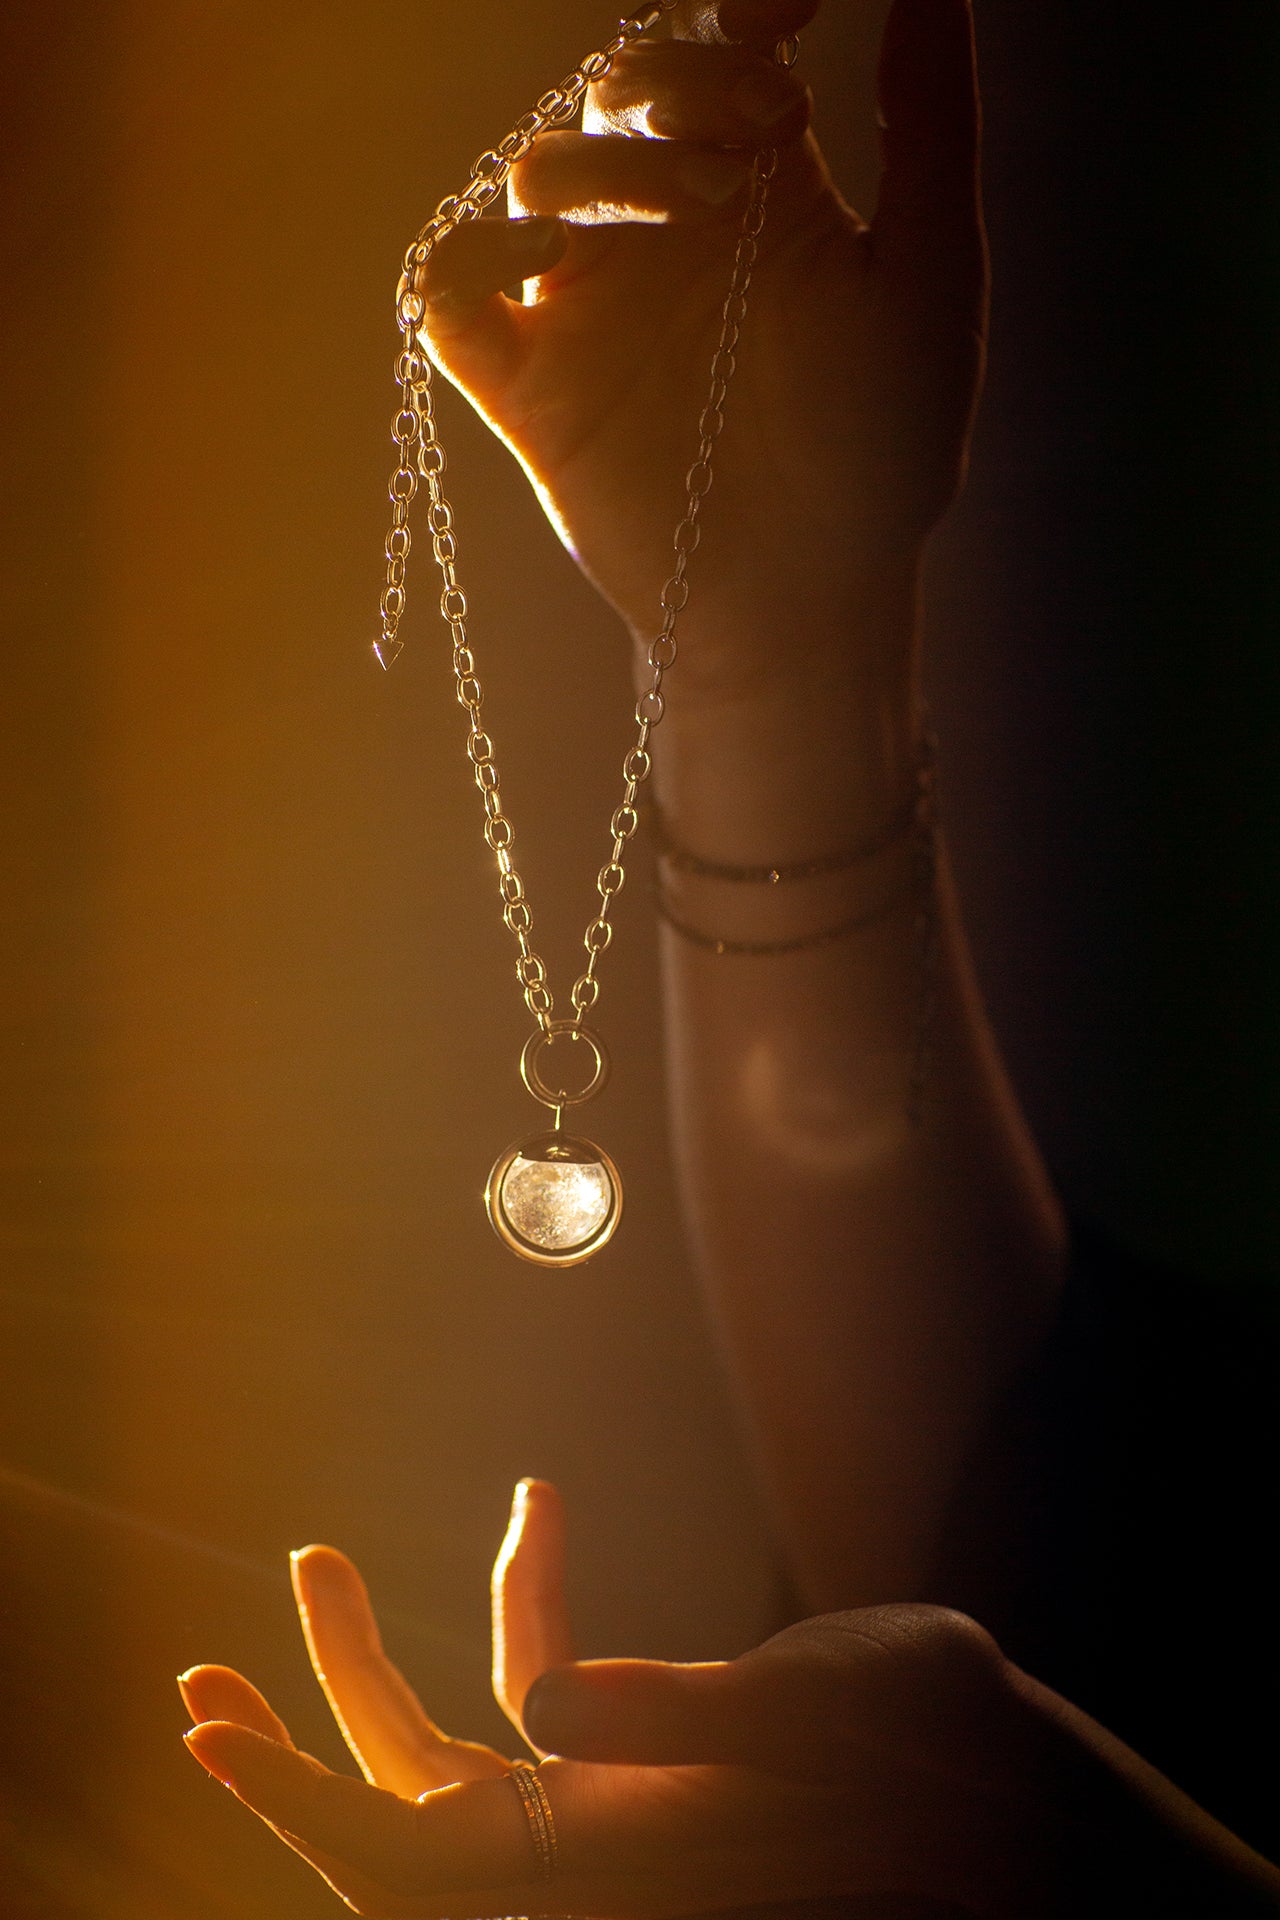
top-left (183, 1723), bottom-right (548, 1909)
top-left (178, 1682), bottom-right (409, 1910)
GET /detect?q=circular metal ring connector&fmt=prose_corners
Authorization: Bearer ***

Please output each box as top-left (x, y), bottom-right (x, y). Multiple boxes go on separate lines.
top-left (520, 1021), bottom-right (609, 1110)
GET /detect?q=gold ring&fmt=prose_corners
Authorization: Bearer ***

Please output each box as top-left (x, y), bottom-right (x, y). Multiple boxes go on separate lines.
top-left (508, 1760), bottom-right (558, 1883)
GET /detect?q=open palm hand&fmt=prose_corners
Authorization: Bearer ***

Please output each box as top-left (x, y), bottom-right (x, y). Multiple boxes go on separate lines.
top-left (181, 1482), bottom-right (1041, 1918)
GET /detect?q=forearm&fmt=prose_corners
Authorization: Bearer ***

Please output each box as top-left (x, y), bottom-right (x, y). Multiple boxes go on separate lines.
top-left (1006, 1668), bottom-right (1280, 1917)
top-left (645, 572), bottom-right (1065, 1610)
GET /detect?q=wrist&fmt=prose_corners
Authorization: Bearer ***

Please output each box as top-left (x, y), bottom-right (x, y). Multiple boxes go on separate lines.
top-left (646, 665), bottom-right (922, 871)
top-left (652, 732), bottom-right (934, 956)
top-left (632, 560), bottom-right (924, 867)
top-left (1005, 1669), bottom-right (1280, 1918)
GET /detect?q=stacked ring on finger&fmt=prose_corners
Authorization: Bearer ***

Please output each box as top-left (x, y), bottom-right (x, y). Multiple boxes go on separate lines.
top-left (508, 1760), bottom-right (559, 1883)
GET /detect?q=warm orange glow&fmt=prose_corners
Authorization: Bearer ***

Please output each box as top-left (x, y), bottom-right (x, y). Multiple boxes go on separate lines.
top-left (3, 3), bottom-right (816, 1905)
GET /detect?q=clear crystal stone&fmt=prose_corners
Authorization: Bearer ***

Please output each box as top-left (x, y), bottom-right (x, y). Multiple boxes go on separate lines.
top-left (499, 1151), bottom-right (613, 1251)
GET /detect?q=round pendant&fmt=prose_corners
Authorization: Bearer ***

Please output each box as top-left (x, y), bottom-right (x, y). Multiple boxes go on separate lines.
top-left (485, 1131), bottom-right (622, 1267)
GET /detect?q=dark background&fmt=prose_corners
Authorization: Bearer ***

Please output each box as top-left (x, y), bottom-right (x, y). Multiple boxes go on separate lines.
top-left (1, 1), bottom-right (1277, 1911)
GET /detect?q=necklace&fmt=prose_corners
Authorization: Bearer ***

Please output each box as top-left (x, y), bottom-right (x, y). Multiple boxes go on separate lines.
top-left (374, 4), bottom-right (793, 1265)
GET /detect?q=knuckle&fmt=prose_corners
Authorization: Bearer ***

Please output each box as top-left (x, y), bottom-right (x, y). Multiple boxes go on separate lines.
top-left (751, 1606), bottom-right (1012, 1776)
top-left (860, 1601), bottom-right (1004, 1676)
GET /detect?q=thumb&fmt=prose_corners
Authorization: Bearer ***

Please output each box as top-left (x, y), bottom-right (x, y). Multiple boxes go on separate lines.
top-left (522, 1610), bottom-right (1007, 1777)
top-left (413, 216), bottom-right (567, 406)
top-left (872, 0), bottom-right (984, 280)
top-left (521, 1656), bottom-right (756, 1765)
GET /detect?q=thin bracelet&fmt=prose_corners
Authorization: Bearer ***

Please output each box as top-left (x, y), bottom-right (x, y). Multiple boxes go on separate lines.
top-left (656, 871), bottom-right (919, 955)
top-left (656, 734), bottom-right (938, 956)
top-left (648, 737), bottom-right (934, 883)
top-left (655, 729), bottom-right (939, 1124)
top-left (649, 786), bottom-right (920, 882)
top-left (659, 814), bottom-right (940, 1126)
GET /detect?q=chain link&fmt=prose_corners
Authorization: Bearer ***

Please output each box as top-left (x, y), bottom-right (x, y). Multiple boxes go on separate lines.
top-left (375, 5), bottom-right (783, 1039)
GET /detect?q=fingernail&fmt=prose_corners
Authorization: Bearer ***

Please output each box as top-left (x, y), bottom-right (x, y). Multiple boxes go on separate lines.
top-left (510, 216), bottom-right (563, 256)
top-left (522, 1668), bottom-right (591, 1749)
top-left (675, 150), bottom-right (752, 206)
top-left (290, 1545), bottom-right (332, 1588)
top-left (731, 69), bottom-right (802, 127)
top-left (512, 1477), bottom-right (533, 1511)
top-left (183, 1728), bottom-right (233, 1787)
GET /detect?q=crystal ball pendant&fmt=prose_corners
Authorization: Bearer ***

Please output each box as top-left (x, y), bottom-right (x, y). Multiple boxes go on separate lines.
top-left (485, 1130), bottom-right (622, 1267)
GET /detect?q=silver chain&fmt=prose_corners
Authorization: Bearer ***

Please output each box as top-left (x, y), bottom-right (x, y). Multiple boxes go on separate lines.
top-left (375, 6), bottom-right (793, 1038)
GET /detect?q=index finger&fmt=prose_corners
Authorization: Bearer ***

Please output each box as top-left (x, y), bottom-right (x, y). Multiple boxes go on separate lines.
top-left (491, 1480), bottom-right (575, 1739)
